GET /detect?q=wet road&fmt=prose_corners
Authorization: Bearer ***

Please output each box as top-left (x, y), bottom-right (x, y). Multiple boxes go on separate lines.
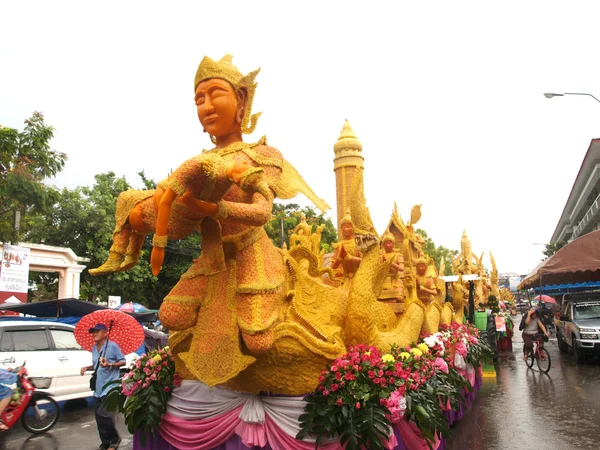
top-left (447, 320), bottom-right (600, 450)
top-left (0, 398), bottom-right (133, 450)
top-left (2, 319), bottom-right (599, 450)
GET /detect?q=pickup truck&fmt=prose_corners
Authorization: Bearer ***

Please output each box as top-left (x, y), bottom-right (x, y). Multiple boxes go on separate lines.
top-left (555, 291), bottom-right (600, 363)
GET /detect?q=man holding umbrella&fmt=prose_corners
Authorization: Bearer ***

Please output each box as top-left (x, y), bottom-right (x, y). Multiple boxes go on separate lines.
top-left (80, 323), bottom-right (126, 450)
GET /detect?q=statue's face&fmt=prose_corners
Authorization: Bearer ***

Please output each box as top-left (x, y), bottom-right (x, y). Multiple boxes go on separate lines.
top-left (383, 240), bottom-right (394, 253)
top-left (195, 78), bottom-right (240, 137)
top-left (341, 222), bottom-right (353, 240)
top-left (416, 262), bottom-right (427, 276)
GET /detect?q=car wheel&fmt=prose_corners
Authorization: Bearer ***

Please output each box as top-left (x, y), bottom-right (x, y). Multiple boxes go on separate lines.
top-left (573, 337), bottom-right (585, 364)
top-left (557, 331), bottom-right (568, 353)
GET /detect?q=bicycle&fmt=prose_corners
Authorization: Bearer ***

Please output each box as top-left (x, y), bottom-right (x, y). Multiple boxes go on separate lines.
top-left (525, 333), bottom-right (551, 373)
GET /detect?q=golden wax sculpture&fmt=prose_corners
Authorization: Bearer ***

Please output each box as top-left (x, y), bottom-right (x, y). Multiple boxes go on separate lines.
top-left (91, 55), bottom-right (435, 395)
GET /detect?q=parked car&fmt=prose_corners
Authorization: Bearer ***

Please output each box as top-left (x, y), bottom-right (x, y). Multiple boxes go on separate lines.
top-left (555, 292), bottom-right (600, 363)
top-left (0, 321), bottom-right (138, 402)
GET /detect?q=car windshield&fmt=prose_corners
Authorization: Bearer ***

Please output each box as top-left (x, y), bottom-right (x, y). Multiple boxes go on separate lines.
top-left (573, 302), bottom-right (600, 320)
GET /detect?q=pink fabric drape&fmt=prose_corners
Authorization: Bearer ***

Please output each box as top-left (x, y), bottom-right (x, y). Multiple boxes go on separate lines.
top-left (160, 407), bottom-right (242, 450)
top-left (396, 419), bottom-right (440, 450)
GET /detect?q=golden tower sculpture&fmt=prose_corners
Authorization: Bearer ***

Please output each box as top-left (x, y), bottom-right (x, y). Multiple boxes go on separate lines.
top-left (333, 120), bottom-right (364, 229)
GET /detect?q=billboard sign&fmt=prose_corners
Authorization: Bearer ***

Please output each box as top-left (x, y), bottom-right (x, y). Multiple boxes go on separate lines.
top-left (0, 244), bottom-right (30, 304)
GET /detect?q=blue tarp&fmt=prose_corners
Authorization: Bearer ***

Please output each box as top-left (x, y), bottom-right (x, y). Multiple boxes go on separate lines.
top-left (533, 281), bottom-right (600, 294)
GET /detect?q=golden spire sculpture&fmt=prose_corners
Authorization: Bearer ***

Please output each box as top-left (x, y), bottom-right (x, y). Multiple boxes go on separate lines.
top-left (333, 120), bottom-right (364, 230)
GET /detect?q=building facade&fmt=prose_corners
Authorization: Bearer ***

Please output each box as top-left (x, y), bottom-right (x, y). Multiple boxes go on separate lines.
top-left (551, 138), bottom-right (600, 244)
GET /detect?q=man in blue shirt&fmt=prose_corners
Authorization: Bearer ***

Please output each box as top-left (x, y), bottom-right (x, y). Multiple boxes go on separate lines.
top-left (80, 323), bottom-right (126, 450)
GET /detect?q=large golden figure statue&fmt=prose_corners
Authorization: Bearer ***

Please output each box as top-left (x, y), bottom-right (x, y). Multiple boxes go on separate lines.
top-left (93, 55), bottom-right (429, 396)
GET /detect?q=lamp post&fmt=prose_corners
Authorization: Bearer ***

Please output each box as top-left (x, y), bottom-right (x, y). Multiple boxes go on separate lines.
top-left (544, 92), bottom-right (600, 103)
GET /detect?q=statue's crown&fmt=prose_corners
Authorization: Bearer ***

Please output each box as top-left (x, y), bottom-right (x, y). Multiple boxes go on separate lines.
top-left (194, 54), bottom-right (261, 134)
top-left (340, 207), bottom-right (353, 226)
top-left (382, 231), bottom-right (395, 243)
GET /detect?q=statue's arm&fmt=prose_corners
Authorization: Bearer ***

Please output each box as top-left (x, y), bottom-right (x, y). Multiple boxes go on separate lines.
top-left (219, 191), bottom-right (273, 226)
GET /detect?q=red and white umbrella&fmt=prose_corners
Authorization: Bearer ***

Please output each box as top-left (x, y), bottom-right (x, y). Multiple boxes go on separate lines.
top-left (74, 310), bottom-right (145, 354)
top-left (534, 295), bottom-right (557, 305)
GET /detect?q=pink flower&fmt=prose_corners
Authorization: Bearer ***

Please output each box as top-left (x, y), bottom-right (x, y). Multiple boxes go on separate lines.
top-left (323, 389), bottom-right (330, 396)
top-left (433, 358), bottom-right (449, 374)
top-left (331, 384), bottom-right (339, 392)
top-left (456, 342), bottom-right (468, 358)
top-left (355, 402), bottom-right (361, 410)
top-left (150, 373), bottom-right (157, 381)
top-left (164, 386), bottom-right (171, 393)
top-left (384, 389), bottom-right (406, 423)
top-left (143, 368), bottom-right (152, 376)
top-left (336, 398), bottom-right (343, 406)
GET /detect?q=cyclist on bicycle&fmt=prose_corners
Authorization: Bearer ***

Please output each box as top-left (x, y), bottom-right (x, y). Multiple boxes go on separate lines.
top-left (522, 307), bottom-right (549, 361)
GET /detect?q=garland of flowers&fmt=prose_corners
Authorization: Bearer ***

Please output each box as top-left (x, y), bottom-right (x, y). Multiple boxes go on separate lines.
top-left (298, 324), bottom-right (493, 450)
top-left (103, 347), bottom-right (181, 446)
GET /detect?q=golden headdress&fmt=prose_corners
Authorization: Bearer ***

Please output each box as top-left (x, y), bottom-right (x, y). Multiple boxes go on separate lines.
top-left (382, 231), bottom-right (395, 243)
top-left (340, 207), bottom-right (353, 226)
top-left (414, 256), bottom-right (428, 265)
top-left (194, 54), bottom-right (261, 134)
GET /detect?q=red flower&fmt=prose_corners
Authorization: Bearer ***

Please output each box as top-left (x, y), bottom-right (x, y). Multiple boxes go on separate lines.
top-left (323, 389), bottom-right (330, 396)
top-left (335, 372), bottom-right (342, 381)
top-left (331, 383), bottom-right (339, 392)
top-left (368, 370), bottom-right (375, 379)
top-left (355, 402), bottom-right (361, 410)
top-left (164, 386), bottom-right (170, 393)
top-left (336, 398), bottom-right (343, 406)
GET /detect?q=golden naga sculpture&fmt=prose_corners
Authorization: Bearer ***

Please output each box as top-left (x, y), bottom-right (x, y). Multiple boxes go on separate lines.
top-left (489, 251), bottom-right (501, 299)
top-left (343, 168), bottom-right (426, 351)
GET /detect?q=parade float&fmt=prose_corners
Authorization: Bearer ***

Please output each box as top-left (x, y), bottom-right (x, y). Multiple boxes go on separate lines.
top-left (96, 55), bottom-right (494, 449)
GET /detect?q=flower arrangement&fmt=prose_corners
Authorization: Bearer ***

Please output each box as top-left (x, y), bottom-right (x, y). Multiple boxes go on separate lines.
top-left (298, 325), bottom-right (493, 450)
top-left (103, 346), bottom-right (181, 446)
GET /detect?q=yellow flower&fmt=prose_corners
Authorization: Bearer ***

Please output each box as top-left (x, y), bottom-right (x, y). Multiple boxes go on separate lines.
top-left (153, 354), bottom-right (162, 363)
top-left (417, 343), bottom-right (430, 354)
top-left (365, 351), bottom-right (371, 356)
top-left (163, 346), bottom-right (170, 352)
top-left (410, 348), bottom-right (423, 357)
top-left (381, 354), bottom-right (395, 363)
top-left (399, 352), bottom-right (411, 361)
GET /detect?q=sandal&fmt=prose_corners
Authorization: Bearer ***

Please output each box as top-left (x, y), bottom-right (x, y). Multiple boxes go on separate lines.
top-left (107, 438), bottom-right (121, 450)
top-left (0, 420), bottom-right (8, 432)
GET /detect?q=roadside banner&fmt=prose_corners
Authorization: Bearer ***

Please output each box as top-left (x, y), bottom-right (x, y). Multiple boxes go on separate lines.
top-left (0, 244), bottom-right (30, 304)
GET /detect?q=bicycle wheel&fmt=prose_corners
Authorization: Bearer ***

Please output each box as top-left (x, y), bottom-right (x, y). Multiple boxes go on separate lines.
top-left (526, 353), bottom-right (534, 368)
top-left (536, 347), bottom-right (551, 373)
top-left (21, 397), bottom-right (60, 434)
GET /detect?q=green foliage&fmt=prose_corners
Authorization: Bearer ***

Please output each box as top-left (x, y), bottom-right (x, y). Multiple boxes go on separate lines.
top-left (23, 172), bottom-right (201, 308)
top-left (264, 202), bottom-right (337, 252)
top-left (543, 241), bottom-right (565, 258)
top-left (466, 336), bottom-right (494, 367)
top-left (415, 229), bottom-right (458, 275)
top-left (0, 112), bottom-right (67, 242)
top-left (298, 392), bottom-right (391, 450)
top-left (103, 348), bottom-right (179, 447)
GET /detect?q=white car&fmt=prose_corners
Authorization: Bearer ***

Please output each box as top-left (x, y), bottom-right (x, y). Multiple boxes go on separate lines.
top-left (0, 321), bottom-right (138, 402)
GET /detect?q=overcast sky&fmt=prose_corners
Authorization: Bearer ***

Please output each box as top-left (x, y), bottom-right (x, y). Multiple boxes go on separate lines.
top-left (2, 1), bottom-right (599, 275)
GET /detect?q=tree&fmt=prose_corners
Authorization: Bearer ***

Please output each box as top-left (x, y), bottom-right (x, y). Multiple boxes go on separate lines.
top-left (415, 229), bottom-right (458, 276)
top-left (264, 202), bottom-right (338, 252)
top-left (543, 241), bottom-right (565, 258)
top-left (0, 112), bottom-right (67, 243)
top-left (24, 172), bottom-right (201, 309)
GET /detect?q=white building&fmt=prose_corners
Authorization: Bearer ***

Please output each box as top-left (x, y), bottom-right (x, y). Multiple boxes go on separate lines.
top-left (551, 138), bottom-right (600, 244)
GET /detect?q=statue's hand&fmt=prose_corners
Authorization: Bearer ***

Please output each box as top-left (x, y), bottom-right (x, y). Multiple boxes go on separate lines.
top-left (151, 246), bottom-right (165, 276)
top-left (226, 161), bottom-right (251, 183)
top-left (180, 191), bottom-right (218, 216)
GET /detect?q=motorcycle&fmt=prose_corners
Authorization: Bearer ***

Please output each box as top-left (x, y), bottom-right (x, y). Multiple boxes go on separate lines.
top-left (1, 363), bottom-right (60, 434)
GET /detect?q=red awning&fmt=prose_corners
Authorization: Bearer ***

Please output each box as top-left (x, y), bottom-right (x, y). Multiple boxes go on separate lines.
top-left (519, 229), bottom-right (600, 289)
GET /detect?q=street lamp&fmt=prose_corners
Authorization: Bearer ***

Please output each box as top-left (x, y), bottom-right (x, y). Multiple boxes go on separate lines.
top-left (544, 92), bottom-right (600, 103)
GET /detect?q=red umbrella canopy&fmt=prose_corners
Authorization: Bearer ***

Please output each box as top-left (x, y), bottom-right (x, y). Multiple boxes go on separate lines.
top-left (535, 295), bottom-right (557, 304)
top-left (74, 310), bottom-right (145, 354)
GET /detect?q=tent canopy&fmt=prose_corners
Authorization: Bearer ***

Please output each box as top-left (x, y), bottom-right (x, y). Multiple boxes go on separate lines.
top-left (519, 229), bottom-right (600, 290)
top-left (0, 298), bottom-right (157, 322)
